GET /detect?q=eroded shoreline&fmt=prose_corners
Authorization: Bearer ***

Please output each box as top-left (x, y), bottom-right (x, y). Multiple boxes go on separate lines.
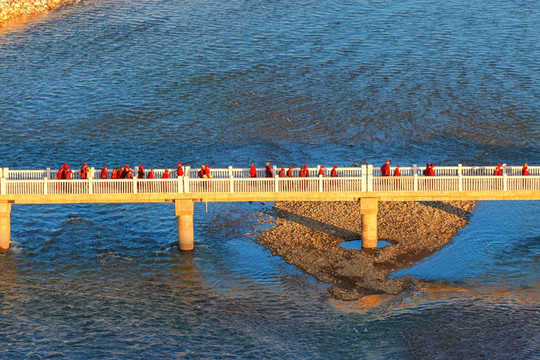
top-left (252, 200), bottom-right (476, 301)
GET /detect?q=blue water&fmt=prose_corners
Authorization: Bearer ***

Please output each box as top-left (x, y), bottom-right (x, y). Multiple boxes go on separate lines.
top-left (0, 0), bottom-right (539, 358)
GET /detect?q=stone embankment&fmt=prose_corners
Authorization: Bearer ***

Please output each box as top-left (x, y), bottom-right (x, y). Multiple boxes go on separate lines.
top-left (252, 200), bottom-right (476, 301)
top-left (0, 0), bottom-right (65, 23)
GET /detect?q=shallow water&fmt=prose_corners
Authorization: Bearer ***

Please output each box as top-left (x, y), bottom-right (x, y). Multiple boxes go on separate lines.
top-left (0, 0), bottom-right (539, 358)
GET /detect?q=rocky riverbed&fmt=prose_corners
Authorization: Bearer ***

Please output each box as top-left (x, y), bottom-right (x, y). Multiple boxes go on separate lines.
top-left (252, 200), bottom-right (476, 301)
top-left (0, 0), bottom-right (67, 23)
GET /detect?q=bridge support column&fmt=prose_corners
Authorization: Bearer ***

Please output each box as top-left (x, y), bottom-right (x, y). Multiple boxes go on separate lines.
top-left (0, 203), bottom-right (11, 253)
top-left (360, 198), bottom-right (378, 249)
top-left (175, 200), bottom-right (194, 251)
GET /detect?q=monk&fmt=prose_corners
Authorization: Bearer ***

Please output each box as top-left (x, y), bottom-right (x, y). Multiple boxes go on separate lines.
top-left (111, 168), bottom-right (118, 179)
top-left (265, 162), bottom-right (273, 178)
top-left (126, 168), bottom-right (134, 179)
top-left (393, 164), bottom-right (401, 176)
top-left (330, 165), bottom-right (338, 177)
top-left (138, 165), bottom-right (145, 179)
top-left (79, 162), bottom-right (89, 179)
top-left (65, 167), bottom-right (73, 179)
top-left (493, 163), bottom-right (502, 176)
top-left (286, 166), bottom-right (294, 177)
top-left (278, 168), bottom-right (285, 177)
top-left (205, 165), bottom-right (212, 178)
top-left (522, 163), bottom-right (530, 176)
top-left (197, 165), bottom-right (205, 178)
top-left (177, 162), bottom-right (184, 177)
top-left (100, 166), bottom-right (108, 179)
top-left (318, 166), bottom-right (325, 177)
top-left (393, 164), bottom-right (401, 190)
top-left (56, 166), bottom-right (64, 179)
top-left (249, 163), bottom-right (257, 178)
top-left (162, 169), bottom-right (170, 178)
top-left (381, 160), bottom-right (391, 176)
top-left (148, 169), bottom-right (155, 179)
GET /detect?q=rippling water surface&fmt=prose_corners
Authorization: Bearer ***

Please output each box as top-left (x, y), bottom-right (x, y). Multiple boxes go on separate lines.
top-left (0, 0), bottom-right (538, 358)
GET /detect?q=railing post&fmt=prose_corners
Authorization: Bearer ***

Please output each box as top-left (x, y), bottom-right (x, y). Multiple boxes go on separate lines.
top-left (503, 173), bottom-right (507, 191)
top-left (414, 173), bottom-right (418, 191)
top-left (43, 177), bottom-right (48, 195)
top-left (46, 167), bottom-right (50, 179)
top-left (0, 178), bottom-right (5, 195)
top-left (413, 164), bottom-right (417, 176)
top-left (458, 163), bottom-right (463, 192)
top-left (133, 178), bottom-right (137, 194)
top-left (177, 176), bottom-right (183, 193)
top-left (318, 174), bottom-right (323, 192)
top-left (361, 164), bottom-right (367, 192)
top-left (228, 165), bottom-right (233, 178)
top-left (3, 168), bottom-right (9, 180)
top-left (229, 176), bottom-right (234, 193)
top-left (184, 166), bottom-right (191, 193)
top-left (89, 178), bottom-right (93, 194)
top-left (367, 165), bottom-right (373, 192)
top-left (274, 175), bottom-right (279, 192)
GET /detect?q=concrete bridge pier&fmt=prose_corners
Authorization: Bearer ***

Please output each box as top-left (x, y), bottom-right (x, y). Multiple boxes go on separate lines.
top-left (360, 198), bottom-right (378, 249)
top-left (0, 202), bottom-right (11, 253)
top-left (175, 200), bottom-right (194, 251)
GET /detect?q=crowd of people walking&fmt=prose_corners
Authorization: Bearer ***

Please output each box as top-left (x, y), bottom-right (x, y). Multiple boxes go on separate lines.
top-left (52, 161), bottom-right (532, 181)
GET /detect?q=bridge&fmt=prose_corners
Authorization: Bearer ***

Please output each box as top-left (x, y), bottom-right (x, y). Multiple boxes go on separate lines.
top-left (1, 164), bottom-right (538, 252)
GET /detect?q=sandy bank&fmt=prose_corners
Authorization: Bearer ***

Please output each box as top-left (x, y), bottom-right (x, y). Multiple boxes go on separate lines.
top-left (252, 200), bottom-right (476, 301)
top-left (0, 0), bottom-right (66, 23)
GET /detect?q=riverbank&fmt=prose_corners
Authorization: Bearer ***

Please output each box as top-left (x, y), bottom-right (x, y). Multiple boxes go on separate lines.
top-left (0, 0), bottom-right (66, 23)
top-left (252, 200), bottom-right (476, 301)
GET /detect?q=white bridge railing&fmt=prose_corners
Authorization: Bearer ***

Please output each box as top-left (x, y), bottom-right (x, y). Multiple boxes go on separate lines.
top-left (0, 165), bottom-right (538, 195)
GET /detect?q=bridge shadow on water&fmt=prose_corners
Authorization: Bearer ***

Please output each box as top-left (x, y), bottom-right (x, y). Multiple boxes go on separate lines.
top-left (421, 201), bottom-right (474, 218)
top-left (272, 208), bottom-right (361, 241)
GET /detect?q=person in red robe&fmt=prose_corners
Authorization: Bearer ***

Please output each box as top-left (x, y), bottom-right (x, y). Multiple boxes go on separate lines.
top-left (249, 163), bottom-right (257, 178)
top-left (381, 160), bottom-right (391, 176)
top-left (111, 168), bottom-right (118, 179)
top-left (198, 165), bottom-right (205, 178)
top-left (393, 164), bottom-right (401, 190)
top-left (318, 166), bottom-right (325, 177)
top-left (330, 165), bottom-right (338, 177)
top-left (79, 162), bottom-right (89, 179)
top-left (138, 165), bottom-right (145, 179)
top-left (286, 166), bottom-right (294, 177)
top-left (162, 169), bottom-right (169, 178)
top-left (493, 163), bottom-right (502, 176)
top-left (522, 163), bottom-right (530, 176)
top-left (147, 169), bottom-right (155, 179)
top-left (278, 168), bottom-right (285, 177)
top-left (265, 162), bottom-right (273, 178)
top-left (126, 169), bottom-right (134, 179)
top-left (301, 164), bottom-right (309, 177)
top-left (427, 164), bottom-right (435, 176)
top-left (177, 162), bottom-right (184, 177)
top-left (65, 167), bottom-right (73, 179)
top-left (205, 165), bottom-right (211, 178)
top-left (56, 166), bottom-right (64, 179)
top-left (100, 166), bottom-right (108, 179)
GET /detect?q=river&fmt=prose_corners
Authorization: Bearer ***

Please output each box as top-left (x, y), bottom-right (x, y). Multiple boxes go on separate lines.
top-left (0, 0), bottom-right (538, 358)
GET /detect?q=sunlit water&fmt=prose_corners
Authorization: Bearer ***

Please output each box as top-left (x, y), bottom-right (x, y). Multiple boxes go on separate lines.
top-left (0, 0), bottom-right (538, 358)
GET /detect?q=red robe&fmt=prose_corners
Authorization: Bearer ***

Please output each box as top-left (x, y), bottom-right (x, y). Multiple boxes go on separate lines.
top-left (318, 168), bottom-right (325, 177)
top-left (100, 168), bottom-right (108, 179)
top-left (330, 168), bottom-right (337, 177)
top-left (522, 167), bottom-right (530, 176)
top-left (381, 163), bottom-right (390, 176)
top-left (249, 165), bottom-right (257, 178)
top-left (278, 169), bottom-right (285, 177)
top-left (162, 172), bottom-right (169, 179)
top-left (265, 165), bottom-right (273, 178)
top-left (148, 171), bottom-right (155, 179)
top-left (177, 166), bottom-right (184, 177)
top-left (393, 168), bottom-right (401, 176)
top-left (286, 169), bottom-right (293, 177)
top-left (493, 167), bottom-right (502, 176)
